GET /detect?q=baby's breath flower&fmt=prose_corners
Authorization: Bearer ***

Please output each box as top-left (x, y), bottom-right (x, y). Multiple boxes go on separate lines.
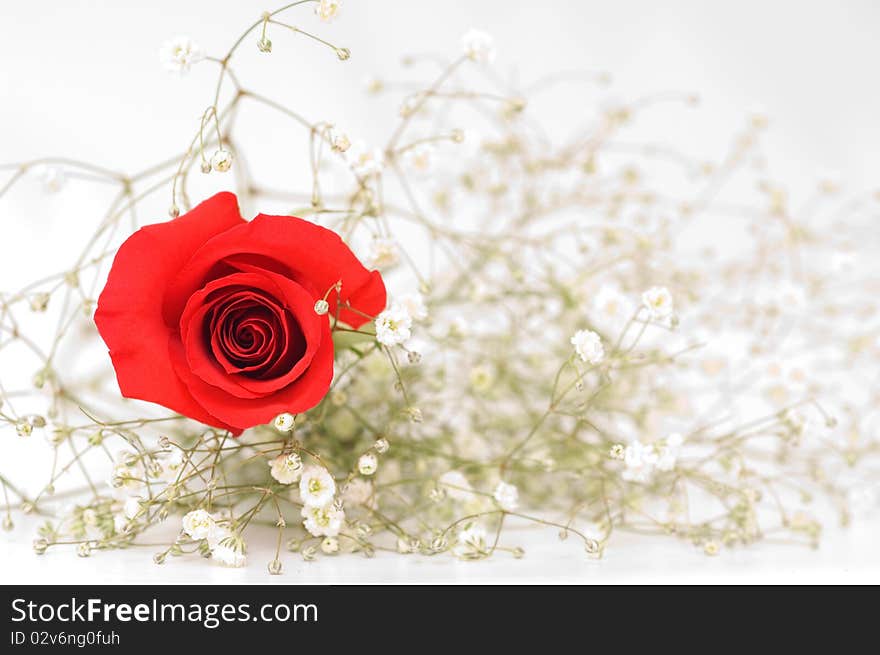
top-left (314, 0), bottom-right (341, 22)
top-left (182, 509), bottom-right (215, 540)
top-left (209, 527), bottom-right (247, 567)
top-left (270, 452), bottom-right (304, 484)
top-left (348, 142), bottom-right (384, 177)
top-left (460, 29), bottom-right (496, 65)
top-left (399, 292), bottom-right (428, 321)
top-left (301, 503), bottom-right (345, 537)
top-left (375, 304), bottom-right (413, 346)
top-left (328, 126), bottom-right (351, 153)
top-left (592, 285), bottom-right (633, 326)
top-left (642, 286), bottom-right (674, 320)
top-left (439, 470), bottom-right (472, 501)
top-left (299, 465), bottom-right (336, 507)
top-left (453, 525), bottom-right (489, 559)
top-left (357, 452), bottom-right (378, 476)
top-left (342, 478), bottom-right (372, 506)
top-left (621, 440), bottom-right (658, 483)
top-left (210, 149), bottom-right (233, 173)
top-left (404, 337), bottom-right (425, 364)
top-left (493, 481), bottom-right (519, 511)
top-left (159, 36), bottom-right (204, 74)
top-left (82, 508), bottom-right (97, 527)
top-left (273, 412), bottom-right (295, 432)
top-left (403, 143), bottom-right (433, 172)
top-left (366, 237), bottom-right (400, 269)
top-left (570, 329), bottom-right (604, 364)
top-left (469, 364), bottom-right (494, 391)
top-left (123, 496), bottom-right (141, 520)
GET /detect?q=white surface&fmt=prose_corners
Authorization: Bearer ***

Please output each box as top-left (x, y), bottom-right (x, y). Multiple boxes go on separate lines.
top-left (1, 1), bottom-right (879, 584)
top-left (2, 516), bottom-right (878, 584)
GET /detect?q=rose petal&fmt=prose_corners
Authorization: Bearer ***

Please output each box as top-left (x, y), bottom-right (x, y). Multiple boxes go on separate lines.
top-left (94, 192), bottom-right (244, 430)
top-left (175, 271), bottom-right (325, 400)
top-left (163, 214), bottom-right (386, 330)
top-left (171, 320), bottom-right (334, 431)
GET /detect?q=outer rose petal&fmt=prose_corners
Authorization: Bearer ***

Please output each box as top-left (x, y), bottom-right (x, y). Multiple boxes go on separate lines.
top-left (94, 192), bottom-right (245, 430)
top-left (163, 214), bottom-right (387, 330)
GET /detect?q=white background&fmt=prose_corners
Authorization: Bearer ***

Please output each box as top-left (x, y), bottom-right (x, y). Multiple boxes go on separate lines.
top-left (1, 0), bottom-right (879, 583)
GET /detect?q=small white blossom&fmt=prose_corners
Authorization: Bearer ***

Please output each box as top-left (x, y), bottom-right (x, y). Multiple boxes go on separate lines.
top-left (399, 292), bottom-right (428, 321)
top-left (342, 478), bottom-right (373, 506)
top-left (321, 536), bottom-right (340, 554)
top-left (570, 329), bottom-right (604, 364)
top-left (110, 450), bottom-right (145, 496)
top-left (82, 508), bottom-right (97, 527)
top-left (123, 496), bottom-right (141, 520)
top-left (159, 36), bottom-right (204, 74)
top-left (357, 452), bottom-right (378, 476)
top-left (621, 440), bottom-right (656, 483)
top-left (211, 149), bottom-right (233, 173)
top-left (493, 481), bottom-right (519, 511)
top-left (299, 465), bottom-right (336, 507)
top-left (403, 143), bottom-right (433, 172)
top-left (403, 337), bottom-right (426, 364)
top-left (642, 286), bottom-right (674, 320)
top-left (348, 142), bottom-right (384, 177)
top-left (439, 470), bottom-right (473, 501)
top-left (270, 452), bottom-right (303, 484)
top-left (314, 0), bottom-right (341, 22)
top-left (621, 434), bottom-right (684, 482)
top-left (461, 29), bottom-right (496, 65)
top-left (469, 364), bottom-right (494, 392)
top-left (273, 412), bottom-right (295, 432)
top-left (208, 527), bottom-right (247, 567)
top-left (328, 126), bottom-right (351, 153)
top-left (366, 237), bottom-right (400, 269)
top-left (156, 449), bottom-right (184, 482)
top-left (453, 525), bottom-right (489, 559)
top-left (113, 514), bottom-right (128, 535)
top-left (182, 509), bottom-right (215, 540)
top-left (593, 285), bottom-right (634, 324)
top-left (375, 304), bottom-right (413, 346)
top-left (301, 503), bottom-right (345, 537)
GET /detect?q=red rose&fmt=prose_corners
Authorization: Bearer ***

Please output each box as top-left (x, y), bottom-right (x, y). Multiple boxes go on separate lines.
top-left (95, 192), bottom-right (386, 433)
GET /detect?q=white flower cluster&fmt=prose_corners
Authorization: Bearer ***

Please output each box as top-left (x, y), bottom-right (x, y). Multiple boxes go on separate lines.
top-left (460, 29), bottom-right (496, 65)
top-left (592, 284), bottom-right (634, 331)
top-left (366, 237), bottom-right (400, 270)
top-left (269, 451), bottom-right (303, 484)
top-left (493, 481), bottom-right (519, 511)
top-left (403, 143), bottom-right (433, 173)
top-left (314, 0), bottom-right (341, 22)
top-left (347, 142), bottom-right (385, 177)
top-left (159, 36), bottom-right (204, 74)
top-left (642, 286), bottom-right (674, 321)
top-left (570, 329), bottom-right (604, 364)
top-left (453, 524), bottom-right (489, 559)
top-left (375, 292), bottom-right (428, 348)
top-left (181, 510), bottom-right (246, 567)
top-left (617, 433), bottom-right (685, 483)
top-left (298, 465), bottom-right (345, 538)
